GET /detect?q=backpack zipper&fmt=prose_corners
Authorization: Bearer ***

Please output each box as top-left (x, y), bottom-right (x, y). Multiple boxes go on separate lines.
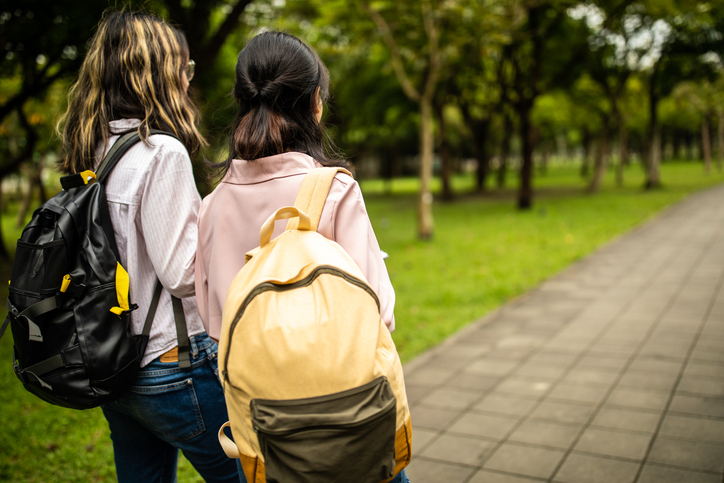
top-left (222, 265), bottom-right (381, 381)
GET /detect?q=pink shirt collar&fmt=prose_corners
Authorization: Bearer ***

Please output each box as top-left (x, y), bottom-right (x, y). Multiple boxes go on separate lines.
top-left (224, 152), bottom-right (320, 185)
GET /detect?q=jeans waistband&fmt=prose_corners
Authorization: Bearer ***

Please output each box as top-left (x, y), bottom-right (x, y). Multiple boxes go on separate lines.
top-left (188, 332), bottom-right (214, 359)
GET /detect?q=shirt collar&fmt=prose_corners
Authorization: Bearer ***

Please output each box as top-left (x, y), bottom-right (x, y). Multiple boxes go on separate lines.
top-left (224, 152), bottom-right (319, 184)
top-left (109, 119), bottom-right (142, 134)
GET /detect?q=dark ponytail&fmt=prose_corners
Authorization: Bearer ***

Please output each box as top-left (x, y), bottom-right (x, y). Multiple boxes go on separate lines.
top-left (211, 31), bottom-right (347, 179)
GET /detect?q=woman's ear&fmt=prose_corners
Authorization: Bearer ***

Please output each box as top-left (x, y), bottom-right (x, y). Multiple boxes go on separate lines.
top-left (314, 86), bottom-right (323, 123)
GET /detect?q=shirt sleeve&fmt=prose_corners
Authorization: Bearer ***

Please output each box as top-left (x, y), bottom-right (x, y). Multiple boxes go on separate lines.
top-left (195, 201), bottom-right (211, 330)
top-left (326, 176), bottom-right (396, 332)
top-left (139, 139), bottom-right (201, 298)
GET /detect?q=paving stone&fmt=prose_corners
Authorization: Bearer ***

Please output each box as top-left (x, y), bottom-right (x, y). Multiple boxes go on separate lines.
top-left (483, 443), bottom-right (566, 479)
top-left (647, 436), bottom-right (724, 472)
top-left (418, 387), bottom-right (481, 410)
top-left (552, 453), bottom-right (640, 483)
top-left (689, 349), bottom-right (724, 364)
top-left (426, 354), bottom-right (479, 371)
top-left (438, 343), bottom-right (494, 360)
top-left (527, 400), bottom-right (595, 425)
top-left (560, 368), bottom-right (619, 387)
top-left (590, 406), bottom-right (662, 433)
top-left (590, 339), bottom-right (639, 356)
top-left (606, 386), bottom-right (670, 411)
top-left (494, 377), bottom-right (554, 398)
top-left (448, 412), bottom-right (519, 441)
top-left (525, 351), bottom-right (579, 367)
top-left (405, 367), bottom-right (458, 387)
top-left (546, 382), bottom-right (609, 405)
top-left (658, 413), bottom-right (724, 444)
top-left (683, 362), bottom-right (724, 379)
top-left (473, 394), bottom-right (538, 417)
top-left (406, 384), bottom-right (433, 407)
top-left (573, 427), bottom-right (652, 460)
top-left (465, 359), bottom-right (520, 377)
top-left (468, 470), bottom-right (546, 482)
top-left (410, 406), bottom-right (462, 431)
top-left (669, 394), bottom-right (724, 418)
top-left (445, 373), bottom-right (501, 392)
top-left (637, 464), bottom-right (721, 483)
top-left (575, 354), bottom-right (629, 371)
top-left (484, 347), bottom-right (536, 360)
top-left (404, 458), bottom-right (475, 483)
top-left (419, 433), bottom-right (495, 466)
top-left (507, 419), bottom-right (581, 449)
top-left (495, 335), bottom-right (547, 350)
top-left (627, 357), bottom-right (684, 374)
top-left (411, 428), bottom-right (438, 456)
top-left (513, 362), bottom-right (568, 380)
top-left (616, 370), bottom-right (678, 391)
top-left (677, 376), bottom-right (724, 398)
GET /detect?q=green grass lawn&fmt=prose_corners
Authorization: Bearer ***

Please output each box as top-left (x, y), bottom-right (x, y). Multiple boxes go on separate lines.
top-left (1, 159), bottom-right (722, 481)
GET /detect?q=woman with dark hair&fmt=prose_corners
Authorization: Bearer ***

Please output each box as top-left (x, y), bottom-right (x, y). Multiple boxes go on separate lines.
top-left (59, 10), bottom-right (243, 483)
top-left (195, 31), bottom-right (407, 482)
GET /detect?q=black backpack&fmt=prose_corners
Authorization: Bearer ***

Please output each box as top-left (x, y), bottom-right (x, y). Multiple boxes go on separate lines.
top-left (1, 130), bottom-right (189, 409)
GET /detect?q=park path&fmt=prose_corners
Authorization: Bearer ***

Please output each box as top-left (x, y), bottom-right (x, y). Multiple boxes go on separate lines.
top-left (402, 184), bottom-right (724, 483)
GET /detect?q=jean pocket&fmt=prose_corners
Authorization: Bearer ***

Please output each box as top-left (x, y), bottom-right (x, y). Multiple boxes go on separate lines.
top-left (251, 377), bottom-right (397, 483)
top-left (127, 378), bottom-right (206, 441)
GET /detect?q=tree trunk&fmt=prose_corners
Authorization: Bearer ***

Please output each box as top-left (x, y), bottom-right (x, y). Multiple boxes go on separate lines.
top-left (518, 105), bottom-right (534, 209)
top-left (645, 64), bottom-right (662, 189)
top-left (717, 112), bottom-right (723, 172)
top-left (418, 96), bottom-right (434, 240)
top-left (581, 127), bottom-right (592, 178)
top-left (0, 175), bottom-right (9, 260)
top-left (473, 120), bottom-right (489, 192)
top-left (498, 116), bottom-right (512, 189)
top-left (540, 146), bottom-right (549, 176)
top-left (647, 126), bottom-right (661, 188)
top-left (702, 115), bottom-right (712, 174)
top-left (686, 132), bottom-right (695, 160)
top-left (588, 129), bottom-right (608, 193)
top-left (433, 100), bottom-right (454, 201)
top-left (616, 124), bottom-right (628, 186)
top-left (672, 132), bottom-right (681, 159)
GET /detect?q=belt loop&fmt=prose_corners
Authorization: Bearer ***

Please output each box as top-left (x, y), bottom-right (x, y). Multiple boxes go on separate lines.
top-left (189, 333), bottom-right (199, 359)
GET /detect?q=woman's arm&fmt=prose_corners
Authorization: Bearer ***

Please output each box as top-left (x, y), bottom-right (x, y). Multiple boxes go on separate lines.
top-left (325, 176), bottom-right (396, 332)
top-left (139, 139), bottom-right (201, 298)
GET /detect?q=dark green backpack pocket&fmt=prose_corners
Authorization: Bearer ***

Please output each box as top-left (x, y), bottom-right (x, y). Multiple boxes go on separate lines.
top-left (251, 376), bottom-right (397, 483)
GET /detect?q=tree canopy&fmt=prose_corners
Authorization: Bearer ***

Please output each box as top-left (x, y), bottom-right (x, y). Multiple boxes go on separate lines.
top-left (2, 0), bottom-right (724, 244)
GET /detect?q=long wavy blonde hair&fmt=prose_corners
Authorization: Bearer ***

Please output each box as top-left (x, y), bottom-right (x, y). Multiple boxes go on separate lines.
top-left (58, 10), bottom-right (206, 173)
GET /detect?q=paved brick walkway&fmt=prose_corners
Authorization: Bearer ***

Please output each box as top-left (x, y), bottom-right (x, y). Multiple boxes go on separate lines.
top-left (402, 185), bottom-right (724, 483)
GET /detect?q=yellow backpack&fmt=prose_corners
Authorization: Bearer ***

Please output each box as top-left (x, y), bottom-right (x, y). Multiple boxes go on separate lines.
top-left (217, 168), bottom-right (412, 483)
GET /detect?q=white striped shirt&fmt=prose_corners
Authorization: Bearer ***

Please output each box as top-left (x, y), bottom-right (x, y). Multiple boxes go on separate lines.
top-left (96, 119), bottom-right (205, 367)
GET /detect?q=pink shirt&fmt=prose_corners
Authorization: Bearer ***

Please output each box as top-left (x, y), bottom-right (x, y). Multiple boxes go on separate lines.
top-left (100, 119), bottom-right (205, 367)
top-left (195, 152), bottom-right (395, 341)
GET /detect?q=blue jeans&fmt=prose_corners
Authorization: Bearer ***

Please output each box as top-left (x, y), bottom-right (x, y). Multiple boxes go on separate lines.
top-left (391, 469), bottom-right (410, 482)
top-left (102, 333), bottom-right (245, 483)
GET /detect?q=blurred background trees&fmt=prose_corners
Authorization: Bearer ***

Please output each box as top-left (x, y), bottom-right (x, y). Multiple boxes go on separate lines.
top-left (2, 0), bottom-right (724, 246)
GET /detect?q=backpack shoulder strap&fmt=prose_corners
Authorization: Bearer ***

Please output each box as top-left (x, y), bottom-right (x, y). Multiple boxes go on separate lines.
top-left (286, 167), bottom-right (353, 232)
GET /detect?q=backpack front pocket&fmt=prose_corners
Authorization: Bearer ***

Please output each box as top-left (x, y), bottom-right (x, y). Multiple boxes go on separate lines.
top-left (251, 377), bottom-right (397, 483)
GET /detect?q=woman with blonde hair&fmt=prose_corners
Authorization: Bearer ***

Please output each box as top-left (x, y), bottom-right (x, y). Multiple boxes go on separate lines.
top-left (59, 10), bottom-right (243, 482)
